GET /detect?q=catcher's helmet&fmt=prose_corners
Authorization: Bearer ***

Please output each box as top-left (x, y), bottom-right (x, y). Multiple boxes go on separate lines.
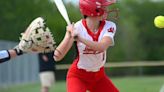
top-left (79, 0), bottom-right (116, 17)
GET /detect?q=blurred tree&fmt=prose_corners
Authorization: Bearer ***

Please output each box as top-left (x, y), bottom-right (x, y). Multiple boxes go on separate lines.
top-left (0, 0), bottom-right (53, 41)
top-left (109, 0), bottom-right (164, 62)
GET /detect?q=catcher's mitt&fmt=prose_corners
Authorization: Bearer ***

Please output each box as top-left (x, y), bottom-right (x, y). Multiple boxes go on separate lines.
top-left (18, 17), bottom-right (56, 53)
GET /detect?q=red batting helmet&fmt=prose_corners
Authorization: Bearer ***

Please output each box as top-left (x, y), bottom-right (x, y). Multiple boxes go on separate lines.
top-left (79, 0), bottom-right (116, 17)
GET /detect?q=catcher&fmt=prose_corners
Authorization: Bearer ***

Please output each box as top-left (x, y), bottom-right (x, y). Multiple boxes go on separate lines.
top-left (0, 17), bottom-right (56, 63)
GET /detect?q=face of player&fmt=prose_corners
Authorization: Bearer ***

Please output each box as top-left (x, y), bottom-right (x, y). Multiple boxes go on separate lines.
top-left (94, 6), bottom-right (109, 21)
top-left (88, 6), bottom-right (109, 21)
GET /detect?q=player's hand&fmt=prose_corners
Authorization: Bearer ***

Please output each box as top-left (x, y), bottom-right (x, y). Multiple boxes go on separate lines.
top-left (66, 23), bottom-right (78, 41)
top-left (66, 23), bottom-right (74, 37)
top-left (66, 23), bottom-right (75, 37)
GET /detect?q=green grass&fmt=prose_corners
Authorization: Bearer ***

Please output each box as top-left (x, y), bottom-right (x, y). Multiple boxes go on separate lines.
top-left (0, 76), bottom-right (164, 92)
top-left (113, 76), bottom-right (164, 92)
top-left (0, 81), bottom-right (66, 92)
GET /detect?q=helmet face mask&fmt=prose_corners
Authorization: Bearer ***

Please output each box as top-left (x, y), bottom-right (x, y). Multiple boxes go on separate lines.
top-left (79, 0), bottom-right (116, 17)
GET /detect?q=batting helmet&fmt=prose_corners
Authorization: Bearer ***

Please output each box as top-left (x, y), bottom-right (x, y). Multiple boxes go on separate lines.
top-left (79, 0), bottom-right (116, 17)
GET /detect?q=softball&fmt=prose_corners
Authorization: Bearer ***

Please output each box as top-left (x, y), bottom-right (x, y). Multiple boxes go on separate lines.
top-left (154, 15), bottom-right (164, 28)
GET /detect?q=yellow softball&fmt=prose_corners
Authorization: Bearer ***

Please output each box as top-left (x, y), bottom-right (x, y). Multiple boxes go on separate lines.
top-left (154, 16), bottom-right (164, 28)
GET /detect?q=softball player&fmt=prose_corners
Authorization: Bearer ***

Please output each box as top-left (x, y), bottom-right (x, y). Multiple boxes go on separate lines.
top-left (54, 0), bottom-right (119, 92)
top-left (38, 52), bottom-right (56, 92)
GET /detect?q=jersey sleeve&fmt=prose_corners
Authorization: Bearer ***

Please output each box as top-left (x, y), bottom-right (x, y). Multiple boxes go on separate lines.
top-left (103, 21), bottom-right (116, 46)
top-left (0, 50), bottom-right (11, 63)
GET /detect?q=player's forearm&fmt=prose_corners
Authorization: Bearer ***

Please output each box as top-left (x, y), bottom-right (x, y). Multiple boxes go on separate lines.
top-left (0, 48), bottom-right (24, 63)
top-left (54, 32), bottom-right (74, 61)
top-left (0, 50), bottom-right (17, 63)
top-left (78, 36), bottom-right (112, 52)
top-left (8, 50), bottom-right (17, 58)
